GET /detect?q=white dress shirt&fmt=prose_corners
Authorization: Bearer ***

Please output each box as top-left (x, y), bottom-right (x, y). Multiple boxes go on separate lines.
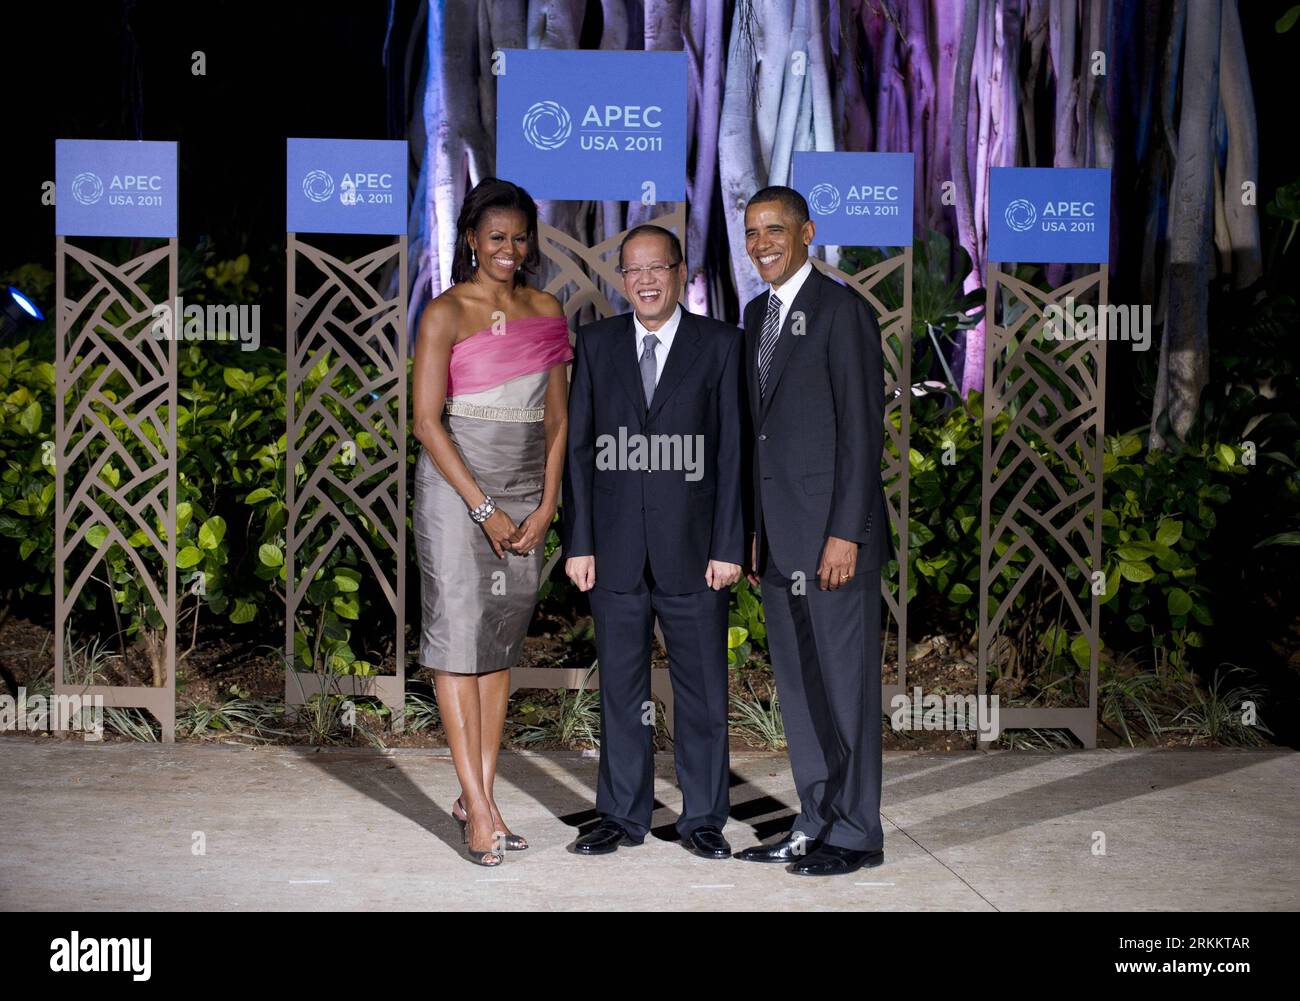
top-left (632, 302), bottom-right (682, 387)
top-left (768, 257), bottom-right (814, 329)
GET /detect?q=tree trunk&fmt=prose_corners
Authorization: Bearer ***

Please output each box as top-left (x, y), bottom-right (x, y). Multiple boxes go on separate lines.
top-left (1150, 0), bottom-right (1222, 448)
top-left (767, 1), bottom-right (808, 186)
top-left (686, 0), bottom-right (725, 314)
top-left (1217, 0), bottom-right (1262, 287)
top-left (903, 0), bottom-right (936, 234)
top-left (720, 0), bottom-right (766, 309)
top-left (951, 0), bottom-right (980, 400)
top-left (480, 1), bottom-right (528, 173)
top-left (1020, 0), bottom-right (1048, 166)
top-left (1049, 0), bottom-right (1078, 168)
top-left (838, 0), bottom-right (872, 152)
top-left (754, 0), bottom-right (793, 176)
top-left (644, 0), bottom-right (683, 51)
top-left (931, 0), bottom-right (960, 241)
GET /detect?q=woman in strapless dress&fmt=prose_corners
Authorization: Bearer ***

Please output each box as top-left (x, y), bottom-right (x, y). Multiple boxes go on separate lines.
top-left (411, 178), bottom-right (571, 867)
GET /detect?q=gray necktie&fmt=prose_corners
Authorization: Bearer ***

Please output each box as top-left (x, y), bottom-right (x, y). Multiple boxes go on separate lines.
top-left (757, 291), bottom-right (782, 398)
top-left (640, 333), bottom-right (659, 408)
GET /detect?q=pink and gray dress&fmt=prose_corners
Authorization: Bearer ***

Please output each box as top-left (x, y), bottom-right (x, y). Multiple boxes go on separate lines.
top-left (414, 315), bottom-right (572, 674)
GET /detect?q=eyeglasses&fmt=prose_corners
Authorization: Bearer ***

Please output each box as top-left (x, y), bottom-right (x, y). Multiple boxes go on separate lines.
top-left (616, 262), bottom-right (681, 279)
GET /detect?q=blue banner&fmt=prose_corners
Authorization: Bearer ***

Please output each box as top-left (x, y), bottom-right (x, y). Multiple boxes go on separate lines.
top-left (56, 139), bottom-right (177, 238)
top-left (792, 151), bottom-right (914, 247)
top-left (988, 167), bottom-right (1111, 264)
top-left (496, 49), bottom-right (687, 201)
top-left (286, 138), bottom-right (407, 235)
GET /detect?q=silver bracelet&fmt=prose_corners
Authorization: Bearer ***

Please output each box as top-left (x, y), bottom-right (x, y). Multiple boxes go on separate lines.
top-left (469, 495), bottom-right (496, 524)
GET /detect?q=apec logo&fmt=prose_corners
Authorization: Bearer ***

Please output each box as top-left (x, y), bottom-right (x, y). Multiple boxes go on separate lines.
top-left (1004, 198), bottom-right (1036, 231)
top-left (522, 101), bottom-right (572, 150)
top-left (808, 183), bottom-right (840, 215)
top-left (302, 170), bottom-right (333, 202)
top-left (299, 168), bottom-right (394, 207)
top-left (806, 181), bottom-right (903, 218)
top-left (1003, 196), bottom-right (1097, 234)
top-left (71, 172), bottom-right (164, 207)
top-left (56, 140), bottom-right (177, 238)
top-left (71, 172), bottom-right (103, 205)
top-left (989, 167), bottom-right (1110, 264)
top-left (523, 100), bottom-right (664, 153)
top-left (792, 151), bottom-right (914, 246)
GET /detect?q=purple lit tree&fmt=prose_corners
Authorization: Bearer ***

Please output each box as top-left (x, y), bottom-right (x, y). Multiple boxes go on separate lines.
top-left (406, 0), bottom-right (1260, 444)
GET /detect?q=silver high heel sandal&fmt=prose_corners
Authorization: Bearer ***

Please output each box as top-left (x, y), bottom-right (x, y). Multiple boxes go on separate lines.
top-left (452, 798), bottom-right (504, 866)
top-left (453, 797), bottom-right (528, 851)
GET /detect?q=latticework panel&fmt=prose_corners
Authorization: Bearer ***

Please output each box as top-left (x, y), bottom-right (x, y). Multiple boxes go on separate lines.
top-left (285, 235), bottom-right (408, 721)
top-left (977, 265), bottom-right (1107, 747)
top-left (54, 238), bottom-right (178, 740)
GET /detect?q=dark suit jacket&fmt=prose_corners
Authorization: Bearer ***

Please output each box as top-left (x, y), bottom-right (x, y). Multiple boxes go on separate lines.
top-left (742, 264), bottom-right (895, 578)
top-left (562, 308), bottom-right (745, 595)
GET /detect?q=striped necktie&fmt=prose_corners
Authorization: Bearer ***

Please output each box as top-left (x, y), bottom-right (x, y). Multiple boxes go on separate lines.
top-left (757, 291), bottom-right (782, 399)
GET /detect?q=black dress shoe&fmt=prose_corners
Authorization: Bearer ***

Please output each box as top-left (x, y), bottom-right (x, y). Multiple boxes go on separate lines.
top-left (786, 844), bottom-right (884, 876)
top-left (733, 832), bottom-right (822, 863)
top-left (683, 825), bottom-right (732, 859)
top-left (572, 820), bottom-right (643, 855)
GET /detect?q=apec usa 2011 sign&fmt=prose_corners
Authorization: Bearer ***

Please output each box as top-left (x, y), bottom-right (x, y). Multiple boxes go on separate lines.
top-left (56, 139), bottom-right (177, 238)
top-left (286, 138), bottom-right (407, 235)
top-left (496, 49), bottom-right (687, 201)
top-left (792, 152), bottom-right (914, 247)
top-left (988, 167), bottom-right (1111, 264)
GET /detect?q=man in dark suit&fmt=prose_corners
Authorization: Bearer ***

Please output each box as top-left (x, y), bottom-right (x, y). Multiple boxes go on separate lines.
top-left (562, 224), bottom-right (744, 860)
top-left (734, 186), bottom-right (895, 876)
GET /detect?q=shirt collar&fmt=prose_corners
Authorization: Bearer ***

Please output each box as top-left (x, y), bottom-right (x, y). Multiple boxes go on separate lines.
top-left (769, 257), bottom-right (814, 306)
top-left (633, 302), bottom-right (682, 346)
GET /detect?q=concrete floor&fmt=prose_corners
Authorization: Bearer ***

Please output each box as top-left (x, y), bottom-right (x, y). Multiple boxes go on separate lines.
top-left (2, 739), bottom-right (1296, 910)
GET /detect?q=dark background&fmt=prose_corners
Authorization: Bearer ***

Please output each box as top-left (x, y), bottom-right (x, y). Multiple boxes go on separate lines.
top-left (2, 0), bottom-right (423, 282)
top-left (0, 1), bottom-right (1288, 286)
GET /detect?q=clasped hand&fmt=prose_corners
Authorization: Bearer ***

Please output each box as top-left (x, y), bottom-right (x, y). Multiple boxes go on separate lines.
top-left (481, 505), bottom-right (552, 559)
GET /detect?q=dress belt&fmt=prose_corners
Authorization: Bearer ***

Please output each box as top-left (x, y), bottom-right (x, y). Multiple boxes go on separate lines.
top-left (444, 399), bottom-right (546, 423)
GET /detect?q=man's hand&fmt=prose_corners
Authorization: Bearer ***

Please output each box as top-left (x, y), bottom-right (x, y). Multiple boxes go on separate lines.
top-left (746, 534), bottom-right (760, 587)
top-left (565, 556), bottom-right (596, 592)
top-left (705, 560), bottom-right (741, 590)
top-left (818, 535), bottom-right (857, 590)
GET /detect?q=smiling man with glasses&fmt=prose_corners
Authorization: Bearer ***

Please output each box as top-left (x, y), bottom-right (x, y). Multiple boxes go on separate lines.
top-left (562, 224), bottom-right (744, 860)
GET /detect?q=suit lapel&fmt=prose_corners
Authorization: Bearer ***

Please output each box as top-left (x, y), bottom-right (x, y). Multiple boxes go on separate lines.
top-left (612, 314), bottom-right (646, 424)
top-left (646, 311), bottom-right (702, 421)
top-left (759, 267), bottom-right (824, 425)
